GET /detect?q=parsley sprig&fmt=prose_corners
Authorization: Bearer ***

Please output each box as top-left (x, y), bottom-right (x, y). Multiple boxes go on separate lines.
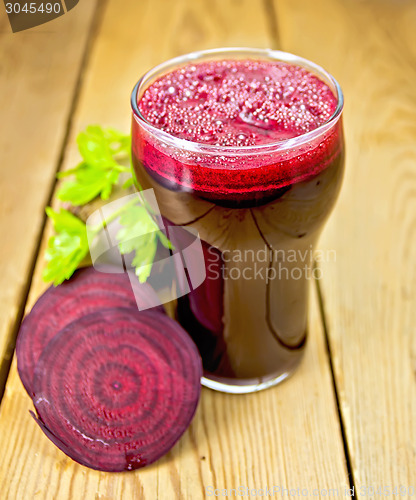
top-left (56, 126), bottom-right (131, 205)
top-left (43, 208), bottom-right (89, 285)
top-left (43, 125), bottom-right (170, 286)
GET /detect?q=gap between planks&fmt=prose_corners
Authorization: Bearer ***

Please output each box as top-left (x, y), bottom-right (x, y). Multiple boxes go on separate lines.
top-left (0, 1), bottom-right (108, 403)
top-left (315, 274), bottom-right (356, 495)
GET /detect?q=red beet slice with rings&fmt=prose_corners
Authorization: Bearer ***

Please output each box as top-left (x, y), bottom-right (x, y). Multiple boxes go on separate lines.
top-left (16, 266), bottom-right (164, 396)
top-left (31, 307), bottom-right (202, 471)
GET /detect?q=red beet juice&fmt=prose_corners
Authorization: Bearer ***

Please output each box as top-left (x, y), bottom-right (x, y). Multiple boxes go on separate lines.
top-left (131, 49), bottom-right (344, 393)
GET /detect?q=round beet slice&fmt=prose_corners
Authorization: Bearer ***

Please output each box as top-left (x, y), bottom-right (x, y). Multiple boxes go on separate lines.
top-left (17, 267), bottom-right (163, 396)
top-left (32, 307), bottom-right (202, 472)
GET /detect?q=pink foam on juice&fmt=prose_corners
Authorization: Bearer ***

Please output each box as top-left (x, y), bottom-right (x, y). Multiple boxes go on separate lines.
top-left (133, 59), bottom-right (342, 202)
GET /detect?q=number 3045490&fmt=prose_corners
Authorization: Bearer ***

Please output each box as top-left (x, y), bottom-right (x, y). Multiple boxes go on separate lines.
top-left (5, 3), bottom-right (62, 14)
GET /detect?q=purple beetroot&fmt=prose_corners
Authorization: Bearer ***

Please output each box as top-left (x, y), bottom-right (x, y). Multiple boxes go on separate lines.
top-left (16, 267), bottom-right (203, 471)
top-left (31, 308), bottom-right (202, 471)
top-left (16, 266), bottom-right (163, 396)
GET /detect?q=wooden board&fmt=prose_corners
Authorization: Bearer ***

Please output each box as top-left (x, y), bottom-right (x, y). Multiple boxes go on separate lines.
top-left (0, 0), bottom-right (98, 391)
top-left (275, 0), bottom-right (416, 494)
top-left (0, 0), bottom-right (349, 497)
top-left (0, 292), bottom-right (348, 499)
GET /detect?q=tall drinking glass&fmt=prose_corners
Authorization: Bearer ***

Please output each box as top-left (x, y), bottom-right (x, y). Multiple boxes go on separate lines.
top-left (131, 48), bottom-right (344, 393)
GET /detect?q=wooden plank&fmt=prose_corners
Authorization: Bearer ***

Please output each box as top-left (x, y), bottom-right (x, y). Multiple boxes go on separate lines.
top-left (274, 0), bottom-right (416, 494)
top-left (0, 0), bottom-right (349, 497)
top-left (0, 0), bottom-right (98, 391)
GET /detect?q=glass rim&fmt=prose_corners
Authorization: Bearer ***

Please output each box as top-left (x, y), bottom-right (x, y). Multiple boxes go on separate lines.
top-left (130, 47), bottom-right (344, 156)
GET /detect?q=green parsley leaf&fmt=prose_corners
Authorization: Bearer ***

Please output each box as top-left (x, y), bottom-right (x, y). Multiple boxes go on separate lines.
top-left (117, 205), bottom-right (159, 249)
top-left (57, 126), bottom-right (131, 206)
top-left (42, 208), bottom-right (89, 286)
top-left (116, 202), bottom-right (170, 283)
top-left (43, 125), bottom-right (172, 286)
top-left (133, 238), bottom-right (157, 283)
top-left (77, 126), bottom-right (117, 168)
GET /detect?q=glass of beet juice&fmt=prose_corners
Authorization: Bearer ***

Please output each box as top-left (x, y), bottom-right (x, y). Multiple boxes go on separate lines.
top-left (131, 48), bottom-right (344, 393)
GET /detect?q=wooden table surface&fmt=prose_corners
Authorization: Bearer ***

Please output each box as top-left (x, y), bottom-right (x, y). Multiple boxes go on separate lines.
top-left (0, 1), bottom-right (415, 498)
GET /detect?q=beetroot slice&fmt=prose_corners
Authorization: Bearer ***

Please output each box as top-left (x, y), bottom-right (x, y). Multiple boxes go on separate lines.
top-left (32, 307), bottom-right (202, 472)
top-left (16, 267), bottom-right (163, 397)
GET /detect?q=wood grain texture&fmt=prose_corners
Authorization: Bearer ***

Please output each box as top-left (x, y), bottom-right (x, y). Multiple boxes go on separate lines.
top-left (0, 0), bottom-right (349, 497)
top-left (0, 0), bottom-right (98, 391)
top-left (275, 0), bottom-right (416, 494)
top-left (0, 289), bottom-right (348, 499)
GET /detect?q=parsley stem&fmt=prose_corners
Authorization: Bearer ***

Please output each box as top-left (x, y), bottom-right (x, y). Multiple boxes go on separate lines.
top-left (113, 165), bottom-right (130, 172)
top-left (89, 197), bottom-right (142, 235)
